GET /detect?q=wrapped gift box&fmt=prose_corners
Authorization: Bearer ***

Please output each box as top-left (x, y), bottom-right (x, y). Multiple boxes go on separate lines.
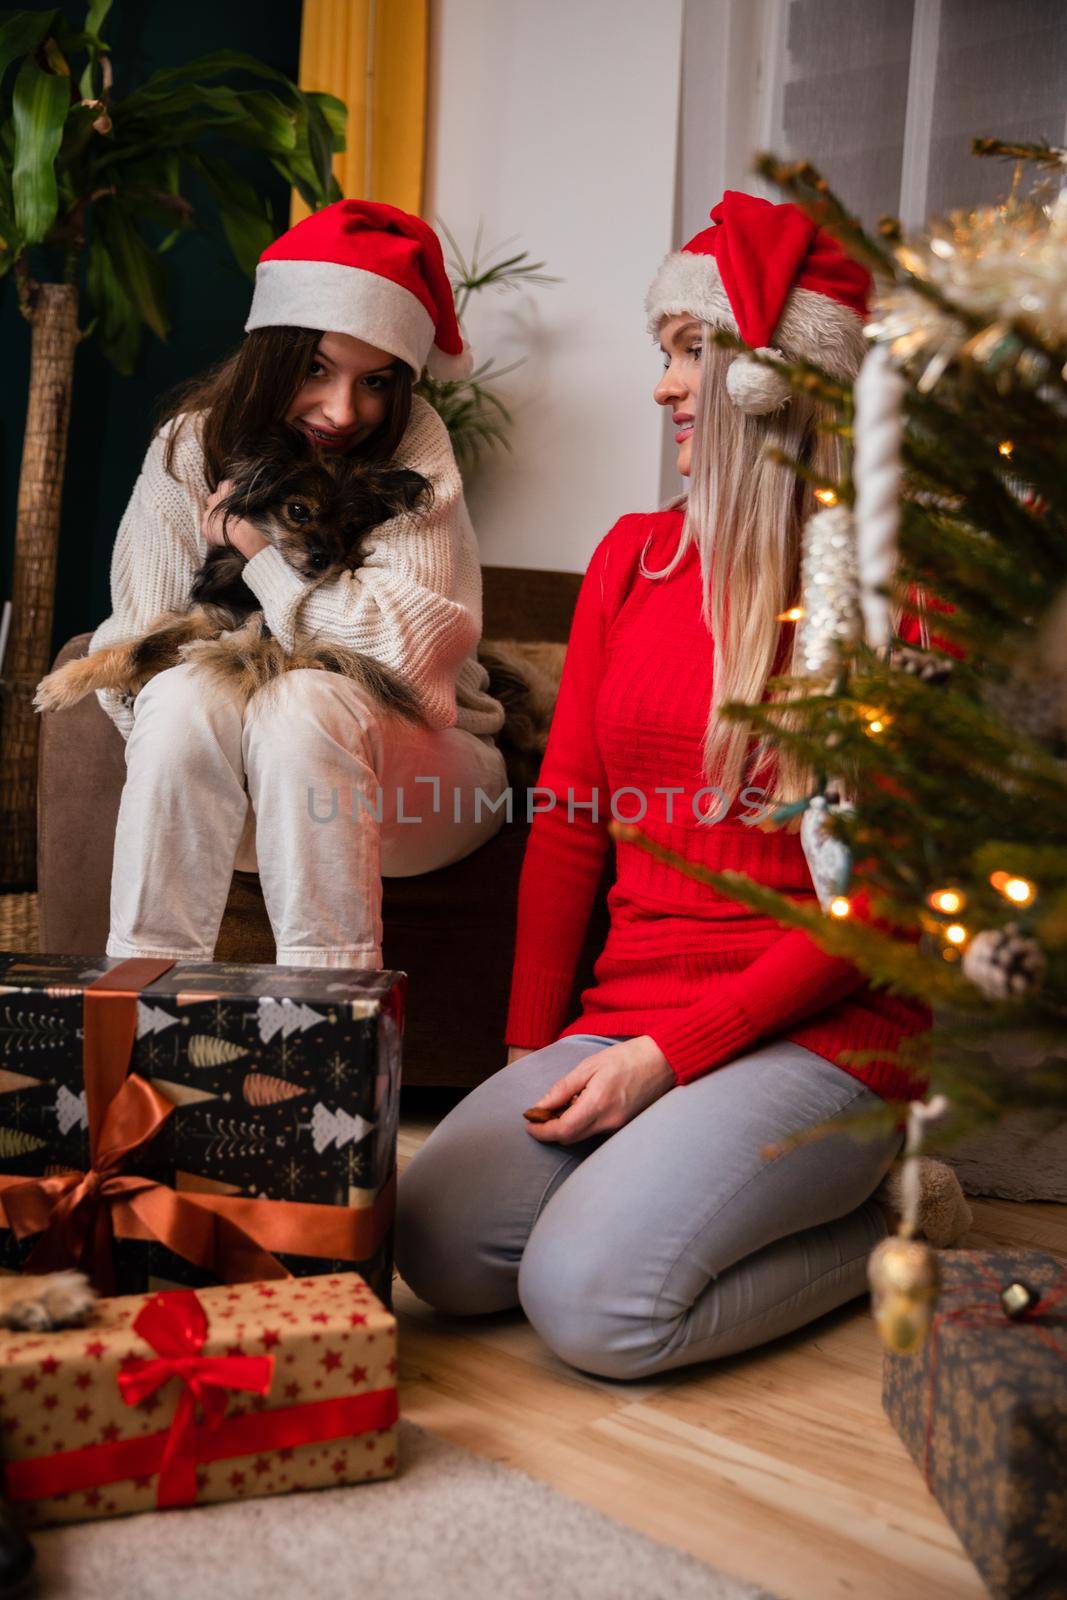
top-left (0, 1273), bottom-right (397, 1526)
top-left (0, 955), bottom-right (403, 1303)
top-left (882, 1248), bottom-right (1067, 1600)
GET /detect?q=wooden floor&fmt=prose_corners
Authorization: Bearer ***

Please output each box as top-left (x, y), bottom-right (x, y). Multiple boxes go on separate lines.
top-left (396, 1105), bottom-right (1067, 1600)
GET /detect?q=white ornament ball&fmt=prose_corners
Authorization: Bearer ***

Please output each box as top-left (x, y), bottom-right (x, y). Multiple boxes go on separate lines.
top-left (961, 923), bottom-right (1046, 999)
top-left (801, 793), bottom-right (854, 911)
top-left (726, 349), bottom-right (792, 415)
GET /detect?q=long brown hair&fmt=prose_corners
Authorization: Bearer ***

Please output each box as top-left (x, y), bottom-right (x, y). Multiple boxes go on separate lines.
top-left (158, 327), bottom-right (415, 488)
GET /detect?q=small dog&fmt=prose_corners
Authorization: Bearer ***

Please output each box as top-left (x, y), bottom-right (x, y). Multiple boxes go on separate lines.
top-left (0, 1270), bottom-right (95, 1332)
top-left (35, 427), bottom-right (432, 720)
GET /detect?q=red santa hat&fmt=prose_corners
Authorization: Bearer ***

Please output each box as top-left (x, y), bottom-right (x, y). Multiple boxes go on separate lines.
top-left (645, 190), bottom-right (871, 414)
top-left (245, 199), bottom-right (473, 381)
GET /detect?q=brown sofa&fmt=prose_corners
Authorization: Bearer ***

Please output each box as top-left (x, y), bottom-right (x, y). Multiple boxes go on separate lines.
top-left (36, 566), bottom-right (607, 1089)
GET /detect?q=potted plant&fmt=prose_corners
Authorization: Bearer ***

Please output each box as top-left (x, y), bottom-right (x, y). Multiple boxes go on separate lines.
top-left (0, 2), bottom-right (344, 883)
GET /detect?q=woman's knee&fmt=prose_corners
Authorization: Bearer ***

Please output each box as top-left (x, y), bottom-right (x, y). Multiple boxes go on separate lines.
top-left (247, 669), bottom-right (382, 745)
top-left (395, 1119), bottom-right (518, 1316)
top-left (131, 665), bottom-right (243, 757)
top-left (517, 1218), bottom-right (672, 1381)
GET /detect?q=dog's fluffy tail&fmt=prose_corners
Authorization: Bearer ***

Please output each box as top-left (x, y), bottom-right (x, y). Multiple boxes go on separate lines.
top-left (182, 629), bottom-right (426, 724)
top-left (34, 644), bottom-right (142, 713)
top-left (35, 610), bottom-right (221, 713)
top-left (300, 644), bottom-right (426, 722)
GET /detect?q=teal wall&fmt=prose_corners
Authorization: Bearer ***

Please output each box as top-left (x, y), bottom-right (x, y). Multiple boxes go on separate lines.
top-left (1, 0), bottom-right (303, 656)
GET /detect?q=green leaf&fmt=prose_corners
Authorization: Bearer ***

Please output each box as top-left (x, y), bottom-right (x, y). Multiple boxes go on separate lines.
top-left (306, 90), bottom-right (346, 153)
top-left (0, 10), bottom-right (57, 82)
top-left (58, 99), bottom-right (98, 163)
top-left (304, 94), bottom-right (334, 198)
top-left (227, 89), bottom-right (297, 154)
top-left (85, 0), bottom-right (113, 37)
top-left (94, 197), bottom-right (168, 339)
top-left (11, 56), bottom-right (69, 243)
top-left (117, 80), bottom-right (247, 126)
top-left (75, 0), bottom-right (113, 104)
top-left (123, 49), bottom-right (295, 105)
top-left (188, 152), bottom-right (272, 278)
top-left (86, 220), bottom-right (140, 373)
top-left (275, 97), bottom-right (338, 212)
top-left (41, 36), bottom-right (68, 76)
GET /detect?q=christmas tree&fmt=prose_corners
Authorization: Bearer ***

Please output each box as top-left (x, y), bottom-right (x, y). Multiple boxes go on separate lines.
top-left (618, 141), bottom-right (1067, 1343)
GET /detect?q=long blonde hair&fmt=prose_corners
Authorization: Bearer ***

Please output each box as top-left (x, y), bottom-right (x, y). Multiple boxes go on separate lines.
top-left (647, 331), bottom-right (846, 813)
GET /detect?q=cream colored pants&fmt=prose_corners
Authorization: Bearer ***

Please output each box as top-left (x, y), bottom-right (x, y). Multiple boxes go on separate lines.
top-left (106, 664), bottom-right (508, 968)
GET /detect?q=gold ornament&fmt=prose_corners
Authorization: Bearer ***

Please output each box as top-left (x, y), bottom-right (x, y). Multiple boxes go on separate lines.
top-left (867, 1235), bottom-right (940, 1355)
top-left (865, 186), bottom-right (1067, 393)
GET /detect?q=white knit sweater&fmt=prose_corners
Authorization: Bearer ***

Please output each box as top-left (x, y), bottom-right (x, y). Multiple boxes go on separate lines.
top-left (89, 395), bottom-right (505, 740)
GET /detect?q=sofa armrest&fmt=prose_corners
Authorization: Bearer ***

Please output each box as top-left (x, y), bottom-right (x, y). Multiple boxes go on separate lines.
top-left (37, 633), bottom-right (126, 954)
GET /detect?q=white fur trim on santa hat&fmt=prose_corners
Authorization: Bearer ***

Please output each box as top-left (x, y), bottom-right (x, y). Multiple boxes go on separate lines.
top-left (246, 259), bottom-right (436, 374)
top-left (646, 250), bottom-right (867, 382)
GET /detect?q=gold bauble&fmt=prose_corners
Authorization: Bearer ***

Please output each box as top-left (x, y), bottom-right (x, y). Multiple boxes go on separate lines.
top-left (867, 1235), bottom-right (940, 1355)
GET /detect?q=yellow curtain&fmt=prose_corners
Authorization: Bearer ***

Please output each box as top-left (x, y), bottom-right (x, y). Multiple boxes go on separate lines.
top-left (293, 0), bottom-right (429, 223)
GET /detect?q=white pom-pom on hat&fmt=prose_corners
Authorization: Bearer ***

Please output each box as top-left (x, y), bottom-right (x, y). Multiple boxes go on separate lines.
top-left (725, 349), bottom-right (792, 415)
top-left (424, 340), bottom-right (474, 382)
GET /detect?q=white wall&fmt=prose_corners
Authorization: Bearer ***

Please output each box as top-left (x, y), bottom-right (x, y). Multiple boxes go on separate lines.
top-left (425, 0), bottom-right (684, 573)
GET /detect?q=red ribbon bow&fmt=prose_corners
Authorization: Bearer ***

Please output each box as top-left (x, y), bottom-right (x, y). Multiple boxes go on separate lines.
top-left (118, 1290), bottom-right (274, 1508)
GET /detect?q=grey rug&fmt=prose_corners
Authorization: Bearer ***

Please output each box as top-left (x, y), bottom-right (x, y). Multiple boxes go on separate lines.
top-left (943, 1114), bottom-right (1067, 1204)
top-left (31, 1421), bottom-right (772, 1600)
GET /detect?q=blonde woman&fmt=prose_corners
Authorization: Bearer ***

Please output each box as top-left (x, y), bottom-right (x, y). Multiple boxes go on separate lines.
top-left (397, 193), bottom-right (929, 1378)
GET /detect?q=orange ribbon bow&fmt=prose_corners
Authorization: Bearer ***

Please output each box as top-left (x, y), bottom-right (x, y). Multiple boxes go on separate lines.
top-left (1, 959), bottom-right (286, 1292)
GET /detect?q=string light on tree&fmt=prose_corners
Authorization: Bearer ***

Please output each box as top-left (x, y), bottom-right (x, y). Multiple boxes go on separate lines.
top-left (813, 486), bottom-right (838, 507)
top-left (861, 707), bottom-right (891, 735)
top-left (829, 896), bottom-right (852, 918)
top-left (777, 605), bottom-right (805, 622)
top-left (944, 923), bottom-right (969, 947)
top-left (998, 440), bottom-right (1014, 458)
top-left (927, 888), bottom-right (966, 914)
top-left (989, 871), bottom-right (1036, 906)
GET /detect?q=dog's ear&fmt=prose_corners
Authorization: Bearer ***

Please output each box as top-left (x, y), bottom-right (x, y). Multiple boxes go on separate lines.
top-left (218, 425), bottom-right (314, 525)
top-left (364, 466), bottom-right (433, 522)
top-left (222, 424), bottom-right (310, 486)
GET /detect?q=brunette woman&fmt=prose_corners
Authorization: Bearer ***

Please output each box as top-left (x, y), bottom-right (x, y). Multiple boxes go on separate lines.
top-left (89, 200), bottom-right (505, 969)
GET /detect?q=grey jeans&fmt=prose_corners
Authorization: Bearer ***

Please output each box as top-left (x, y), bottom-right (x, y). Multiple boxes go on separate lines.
top-left (396, 1035), bottom-right (902, 1380)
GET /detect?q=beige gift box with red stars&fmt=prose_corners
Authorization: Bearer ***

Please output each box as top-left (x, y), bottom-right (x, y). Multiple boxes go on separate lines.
top-left (0, 1273), bottom-right (398, 1526)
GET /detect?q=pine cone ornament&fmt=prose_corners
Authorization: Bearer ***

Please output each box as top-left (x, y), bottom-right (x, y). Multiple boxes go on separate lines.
top-left (961, 923), bottom-right (1046, 999)
top-left (889, 644), bottom-right (955, 685)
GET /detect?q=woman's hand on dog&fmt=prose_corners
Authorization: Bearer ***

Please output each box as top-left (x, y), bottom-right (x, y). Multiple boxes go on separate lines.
top-left (204, 480), bottom-right (269, 560)
top-left (523, 1036), bottom-right (675, 1145)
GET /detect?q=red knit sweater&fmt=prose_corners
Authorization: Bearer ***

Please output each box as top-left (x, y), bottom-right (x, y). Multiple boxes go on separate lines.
top-left (504, 509), bottom-right (930, 1101)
